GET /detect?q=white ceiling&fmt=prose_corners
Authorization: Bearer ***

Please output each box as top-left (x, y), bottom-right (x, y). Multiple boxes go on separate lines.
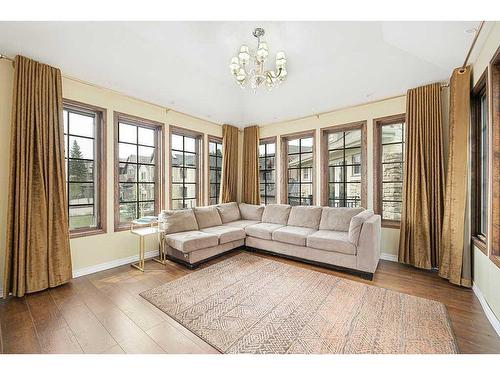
top-left (0, 21), bottom-right (490, 126)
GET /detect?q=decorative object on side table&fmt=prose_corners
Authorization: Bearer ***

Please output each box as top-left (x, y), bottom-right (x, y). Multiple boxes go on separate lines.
top-left (130, 215), bottom-right (166, 272)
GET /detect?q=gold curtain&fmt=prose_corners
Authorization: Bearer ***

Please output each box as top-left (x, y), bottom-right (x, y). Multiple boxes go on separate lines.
top-left (242, 125), bottom-right (260, 204)
top-left (398, 82), bottom-right (445, 269)
top-left (3, 56), bottom-right (72, 298)
top-left (439, 66), bottom-right (472, 287)
top-left (220, 124), bottom-right (239, 203)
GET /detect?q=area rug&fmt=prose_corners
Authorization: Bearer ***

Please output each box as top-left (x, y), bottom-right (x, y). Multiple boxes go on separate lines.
top-left (140, 253), bottom-right (459, 354)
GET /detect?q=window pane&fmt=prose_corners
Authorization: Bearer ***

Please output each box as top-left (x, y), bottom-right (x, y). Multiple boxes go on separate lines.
top-left (288, 169), bottom-right (300, 183)
top-left (301, 137), bottom-right (313, 152)
top-left (328, 150), bottom-right (344, 166)
top-left (300, 153), bottom-right (313, 168)
top-left (346, 183), bottom-right (361, 200)
top-left (172, 167), bottom-right (183, 183)
top-left (119, 123), bottom-right (137, 143)
top-left (216, 143), bottom-right (222, 155)
top-left (138, 165), bottom-right (155, 182)
top-left (171, 134), bottom-right (183, 150)
top-left (184, 153), bottom-right (196, 167)
top-left (382, 202), bottom-right (402, 220)
top-left (68, 160), bottom-right (93, 182)
top-left (328, 132), bottom-right (344, 150)
top-left (329, 183), bottom-right (345, 199)
top-left (288, 139), bottom-right (300, 153)
top-left (288, 154), bottom-right (300, 168)
top-left (69, 182), bottom-right (94, 205)
top-left (288, 183), bottom-right (300, 197)
top-left (119, 183), bottom-right (137, 202)
top-left (119, 143), bottom-right (137, 162)
top-left (171, 150), bottom-right (183, 166)
top-left (69, 136), bottom-right (94, 160)
top-left (382, 182), bottom-right (403, 202)
top-left (184, 199), bottom-right (196, 209)
top-left (138, 183), bottom-right (155, 201)
top-left (171, 184), bottom-right (183, 199)
top-left (139, 201), bottom-right (155, 217)
top-left (210, 184), bottom-right (219, 198)
top-left (185, 168), bottom-right (197, 183)
top-left (171, 199), bottom-right (184, 210)
top-left (382, 144), bottom-right (403, 163)
top-left (120, 203), bottom-right (137, 223)
top-left (259, 144), bottom-right (266, 156)
top-left (185, 184), bottom-right (197, 199)
top-left (69, 112), bottom-right (94, 138)
top-left (382, 163), bottom-right (403, 182)
top-left (209, 142), bottom-right (217, 155)
top-left (210, 155), bottom-right (217, 168)
top-left (345, 130), bottom-right (361, 148)
top-left (69, 206), bottom-right (95, 230)
top-left (266, 196), bottom-right (276, 204)
top-left (138, 146), bottom-right (155, 164)
top-left (329, 166), bottom-right (344, 183)
top-left (184, 137), bottom-right (196, 153)
top-left (64, 110), bottom-right (68, 134)
top-left (138, 127), bottom-right (155, 146)
top-left (302, 168), bottom-right (313, 182)
top-left (300, 183), bottom-right (313, 198)
top-left (119, 163), bottom-right (136, 182)
top-left (382, 123), bottom-right (403, 144)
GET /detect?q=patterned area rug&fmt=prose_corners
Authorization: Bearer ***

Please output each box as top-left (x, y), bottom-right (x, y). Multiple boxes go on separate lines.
top-left (140, 253), bottom-right (458, 354)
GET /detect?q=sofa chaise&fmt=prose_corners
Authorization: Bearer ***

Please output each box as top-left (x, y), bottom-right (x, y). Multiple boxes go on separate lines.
top-left (159, 202), bottom-right (381, 279)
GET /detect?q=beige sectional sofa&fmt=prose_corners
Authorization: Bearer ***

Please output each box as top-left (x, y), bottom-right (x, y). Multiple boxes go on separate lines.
top-left (159, 202), bottom-right (381, 279)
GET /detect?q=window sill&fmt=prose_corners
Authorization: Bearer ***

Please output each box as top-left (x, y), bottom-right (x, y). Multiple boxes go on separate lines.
top-left (490, 255), bottom-right (500, 269)
top-left (381, 219), bottom-right (400, 229)
top-left (472, 236), bottom-right (488, 255)
top-left (114, 222), bottom-right (158, 233)
top-left (70, 228), bottom-right (106, 239)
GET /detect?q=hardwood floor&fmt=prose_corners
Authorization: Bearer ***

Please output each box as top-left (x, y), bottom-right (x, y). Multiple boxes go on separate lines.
top-left (1, 249), bottom-right (499, 354)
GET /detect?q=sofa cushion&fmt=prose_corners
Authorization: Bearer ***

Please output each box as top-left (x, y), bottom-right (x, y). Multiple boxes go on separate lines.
top-left (261, 204), bottom-right (292, 225)
top-left (348, 210), bottom-right (374, 245)
top-left (159, 209), bottom-right (198, 234)
top-left (165, 230), bottom-right (219, 253)
top-left (245, 223), bottom-right (284, 240)
top-left (272, 226), bottom-right (317, 246)
top-left (223, 219), bottom-right (260, 229)
top-left (216, 202), bottom-right (241, 223)
top-left (307, 230), bottom-right (356, 255)
top-left (319, 207), bottom-right (365, 231)
top-left (238, 203), bottom-right (264, 221)
top-left (201, 225), bottom-right (246, 244)
top-left (287, 206), bottom-right (323, 229)
top-left (194, 206), bottom-right (223, 229)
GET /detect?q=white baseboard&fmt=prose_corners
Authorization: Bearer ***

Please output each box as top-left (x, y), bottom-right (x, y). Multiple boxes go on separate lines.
top-left (472, 282), bottom-right (500, 337)
top-left (380, 252), bottom-right (398, 262)
top-left (72, 249), bottom-right (160, 278)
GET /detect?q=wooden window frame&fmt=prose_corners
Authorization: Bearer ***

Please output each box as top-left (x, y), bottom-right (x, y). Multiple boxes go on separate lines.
top-left (490, 45), bottom-right (500, 268)
top-left (169, 125), bottom-right (204, 210)
top-left (259, 136), bottom-right (277, 205)
top-left (373, 113), bottom-right (406, 228)
top-left (280, 130), bottom-right (316, 205)
top-left (320, 121), bottom-right (367, 208)
top-left (114, 112), bottom-right (164, 232)
top-left (208, 135), bottom-right (223, 206)
top-left (63, 99), bottom-right (107, 238)
top-left (471, 68), bottom-right (489, 254)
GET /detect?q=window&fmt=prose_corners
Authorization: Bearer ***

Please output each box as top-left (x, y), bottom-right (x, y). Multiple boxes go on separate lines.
top-left (259, 138), bottom-right (276, 205)
top-left (63, 100), bottom-right (106, 237)
top-left (170, 127), bottom-right (202, 209)
top-left (322, 122), bottom-right (366, 208)
top-left (471, 70), bottom-right (489, 252)
top-left (374, 114), bottom-right (406, 226)
top-left (282, 133), bottom-right (314, 205)
top-left (115, 112), bottom-right (163, 230)
top-left (491, 47), bottom-right (500, 267)
top-left (209, 137), bottom-right (223, 205)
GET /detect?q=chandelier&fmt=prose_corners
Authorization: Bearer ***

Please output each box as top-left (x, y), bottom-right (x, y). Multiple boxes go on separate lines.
top-left (229, 28), bottom-right (287, 91)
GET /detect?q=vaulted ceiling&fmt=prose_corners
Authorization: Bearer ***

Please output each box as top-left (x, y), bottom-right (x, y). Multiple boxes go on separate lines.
top-left (0, 21), bottom-right (490, 126)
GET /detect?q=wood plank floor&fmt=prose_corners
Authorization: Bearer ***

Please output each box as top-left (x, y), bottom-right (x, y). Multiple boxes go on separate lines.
top-left (1, 249), bottom-right (499, 354)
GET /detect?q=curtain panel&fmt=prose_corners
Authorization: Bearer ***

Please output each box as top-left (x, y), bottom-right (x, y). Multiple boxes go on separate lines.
top-left (439, 66), bottom-right (472, 287)
top-left (398, 82), bottom-right (446, 269)
top-left (220, 124), bottom-right (239, 203)
top-left (242, 125), bottom-right (260, 204)
top-left (3, 55), bottom-right (72, 298)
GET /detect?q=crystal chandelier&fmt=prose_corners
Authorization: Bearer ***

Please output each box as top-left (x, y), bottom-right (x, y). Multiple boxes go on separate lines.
top-left (229, 28), bottom-right (287, 91)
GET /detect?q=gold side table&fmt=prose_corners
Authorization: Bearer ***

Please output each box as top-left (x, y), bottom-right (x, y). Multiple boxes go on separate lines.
top-left (130, 220), bottom-right (165, 272)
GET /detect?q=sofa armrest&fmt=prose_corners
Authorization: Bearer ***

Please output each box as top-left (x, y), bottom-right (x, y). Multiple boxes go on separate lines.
top-left (355, 214), bottom-right (381, 273)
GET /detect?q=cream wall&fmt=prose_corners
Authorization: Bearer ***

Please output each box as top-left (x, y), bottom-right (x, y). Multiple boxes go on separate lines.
top-left (471, 21), bottom-right (500, 321)
top-left (0, 60), bottom-right (222, 289)
top-left (259, 96), bottom-right (408, 257)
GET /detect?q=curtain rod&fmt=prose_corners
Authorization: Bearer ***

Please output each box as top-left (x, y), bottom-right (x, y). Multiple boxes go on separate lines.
top-left (462, 21), bottom-right (485, 69)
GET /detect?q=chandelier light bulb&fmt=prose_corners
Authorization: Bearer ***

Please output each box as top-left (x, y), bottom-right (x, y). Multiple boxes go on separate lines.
top-left (229, 57), bottom-right (240, 73)
top-left (236, 68), bottom-right (246, 82)
top-left (238, 45), bottom-right (250, 64)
